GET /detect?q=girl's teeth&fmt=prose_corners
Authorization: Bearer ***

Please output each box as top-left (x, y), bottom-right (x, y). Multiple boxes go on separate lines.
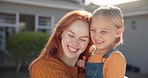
top-left (96, 41), bottom-right (102, 43)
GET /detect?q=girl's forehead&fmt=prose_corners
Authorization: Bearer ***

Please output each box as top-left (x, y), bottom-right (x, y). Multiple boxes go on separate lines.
top-left (92, 15), bottom-right (111, 19)
top-left (91, 16), bottom-right (117, 29)
top-left (92, 16), bottom-right (112, 23)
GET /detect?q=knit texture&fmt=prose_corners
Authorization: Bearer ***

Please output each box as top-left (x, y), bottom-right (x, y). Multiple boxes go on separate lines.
top-left (29, 57), bottom-right (85, 78)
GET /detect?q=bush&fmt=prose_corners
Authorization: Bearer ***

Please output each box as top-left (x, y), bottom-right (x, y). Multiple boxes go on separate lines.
top-left (6, 31), bottom-right (50, 68)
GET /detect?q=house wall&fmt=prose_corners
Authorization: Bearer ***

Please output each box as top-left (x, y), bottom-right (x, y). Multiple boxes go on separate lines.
top-left (0, 2), bottom-right (73, 50)
top-left (0, 2), bottom-right (71, 27)
top-left (119, 14), bottom-right (148, 74)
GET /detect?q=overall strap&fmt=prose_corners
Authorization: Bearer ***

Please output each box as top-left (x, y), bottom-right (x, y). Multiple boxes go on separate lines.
top-left (103, 48), bottom-right (117, 58)
top-left (98, 49), bottom-right (116, 78)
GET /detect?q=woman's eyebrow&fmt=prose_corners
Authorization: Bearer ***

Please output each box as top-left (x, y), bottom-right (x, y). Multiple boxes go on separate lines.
top-left (68, 30), bottom-right (89, 38)
top-left (67, 30), bottom-right (75, 34)
top-left (81, 36), bottom-right (89, 38)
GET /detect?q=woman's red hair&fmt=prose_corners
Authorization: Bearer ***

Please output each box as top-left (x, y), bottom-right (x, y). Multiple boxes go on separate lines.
top-left (29, 10), bottom-right (92, 69)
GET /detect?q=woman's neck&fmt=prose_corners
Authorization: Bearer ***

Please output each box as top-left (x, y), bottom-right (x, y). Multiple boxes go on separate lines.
top-left (61, 56), bottom-right (79, 67)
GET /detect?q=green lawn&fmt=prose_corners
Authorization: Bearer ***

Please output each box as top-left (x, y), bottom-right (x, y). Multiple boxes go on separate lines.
top-left (0, 71), bottom-right (29, 78)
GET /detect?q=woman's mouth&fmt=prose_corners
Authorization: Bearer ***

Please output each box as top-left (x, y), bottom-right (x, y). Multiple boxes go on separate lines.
top-left (67, 45), bottom-right (79, 53)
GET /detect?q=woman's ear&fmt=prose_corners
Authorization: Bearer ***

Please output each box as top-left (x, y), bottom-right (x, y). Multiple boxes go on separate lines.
top-left (116, 26), bottom-right (124, 37)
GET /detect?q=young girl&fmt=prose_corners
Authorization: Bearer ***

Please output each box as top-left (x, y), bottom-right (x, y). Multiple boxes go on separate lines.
top-left (77, 5), bottom-right (126, 78)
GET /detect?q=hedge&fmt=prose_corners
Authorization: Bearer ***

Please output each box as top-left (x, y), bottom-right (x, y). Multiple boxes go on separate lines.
top-left (6, 31), bottom-right (50, 63)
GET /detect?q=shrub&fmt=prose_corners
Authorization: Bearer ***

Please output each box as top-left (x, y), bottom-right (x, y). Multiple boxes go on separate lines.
top-left (6, 31), bottom-right (50, 72)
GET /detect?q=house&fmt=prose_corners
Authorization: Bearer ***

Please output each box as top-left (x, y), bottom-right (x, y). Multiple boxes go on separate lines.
top-left (0, 0), bottom-right (84, 50)
top-left (0, 0), bottom-right (148, 75)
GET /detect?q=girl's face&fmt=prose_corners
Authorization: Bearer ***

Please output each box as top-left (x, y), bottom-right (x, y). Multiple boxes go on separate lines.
top-left (91, 16), bottom-right (121, 50)
top-left (61, 20), bottom-right (89, 59)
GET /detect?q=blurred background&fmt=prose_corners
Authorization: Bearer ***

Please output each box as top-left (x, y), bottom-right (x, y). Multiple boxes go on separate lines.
top-left (0, 0), bottom-right (148, 78)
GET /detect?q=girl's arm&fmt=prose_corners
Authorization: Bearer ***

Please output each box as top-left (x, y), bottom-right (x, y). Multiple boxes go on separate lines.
top-left (104, 52), bottom-right (126, 78)
top-left (76, 59), bottom-right (86, 68)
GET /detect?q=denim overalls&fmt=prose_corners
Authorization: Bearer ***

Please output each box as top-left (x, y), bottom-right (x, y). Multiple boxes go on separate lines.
top-left (85, 48), bottom-right (116, 78)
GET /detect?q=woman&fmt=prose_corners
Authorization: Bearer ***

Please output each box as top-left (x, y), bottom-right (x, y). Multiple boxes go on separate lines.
top-left (29, 10), bottom-right (92, 78)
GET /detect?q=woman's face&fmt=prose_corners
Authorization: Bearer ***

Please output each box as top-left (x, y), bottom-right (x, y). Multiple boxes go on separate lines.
top-left (61, 20), bottom-right (89, 59)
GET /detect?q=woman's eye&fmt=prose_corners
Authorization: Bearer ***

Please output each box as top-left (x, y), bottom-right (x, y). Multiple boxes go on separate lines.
top-left (80, 39), bottom-right (86, 42)
top-left (68, 34), bottom-right (74, 38)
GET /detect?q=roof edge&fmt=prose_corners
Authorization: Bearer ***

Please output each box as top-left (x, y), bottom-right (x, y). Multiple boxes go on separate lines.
top-left (0, 0), bottom-right (83, 10)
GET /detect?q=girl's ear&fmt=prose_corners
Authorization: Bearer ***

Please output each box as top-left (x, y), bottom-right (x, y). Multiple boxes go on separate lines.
top-left (116, 26), bottom-right (124, 37)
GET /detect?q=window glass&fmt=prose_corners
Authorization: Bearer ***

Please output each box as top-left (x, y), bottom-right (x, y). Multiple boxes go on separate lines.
top-left (38, 16), bottom-right (51, 26)
top-left (0, 13), bottom-right (16, 24)
top-left (38, 29), bottom-right (52, 34)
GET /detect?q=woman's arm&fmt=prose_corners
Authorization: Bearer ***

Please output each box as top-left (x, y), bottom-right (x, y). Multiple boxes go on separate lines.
top-left (29, 59), bottom-right (71, 78)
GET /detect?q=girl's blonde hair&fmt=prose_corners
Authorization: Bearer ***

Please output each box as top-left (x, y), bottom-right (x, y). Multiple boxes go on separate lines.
top-left (92, 5), bottom-right (124, 47)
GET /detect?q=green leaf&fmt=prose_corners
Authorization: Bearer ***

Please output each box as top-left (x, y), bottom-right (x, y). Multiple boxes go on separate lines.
top-left (6, 31), bottom-right (50, 63)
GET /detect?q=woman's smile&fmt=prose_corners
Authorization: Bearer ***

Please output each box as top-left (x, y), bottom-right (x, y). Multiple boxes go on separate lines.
top-left (67, 45), bottom-right (79, 53)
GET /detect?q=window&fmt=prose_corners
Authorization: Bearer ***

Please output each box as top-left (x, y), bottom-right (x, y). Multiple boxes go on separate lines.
top-left (0, 13), bottom-right (16, 24)
top-left (39, 16), bottom-right (51, 26)
top-left (38, 29), bottom-right (52, 33)
top-left (35, 15), bottom-right (53, 34)
top-left (19, 14), bottom-right (35, 32)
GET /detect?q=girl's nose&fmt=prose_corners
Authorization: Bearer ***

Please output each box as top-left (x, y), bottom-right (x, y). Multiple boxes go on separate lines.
top-left (94, 33), bottom-right (101, 39)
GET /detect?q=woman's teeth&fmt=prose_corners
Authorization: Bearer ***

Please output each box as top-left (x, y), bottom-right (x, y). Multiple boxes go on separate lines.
top-left (68, 46), bottom-right (78, 52)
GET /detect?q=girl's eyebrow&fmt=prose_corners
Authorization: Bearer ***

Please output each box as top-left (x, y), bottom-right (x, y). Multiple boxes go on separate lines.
top-left (68, 30), bottom-right (89, 38)
top-left (90, 27), bottom-right (96, 29)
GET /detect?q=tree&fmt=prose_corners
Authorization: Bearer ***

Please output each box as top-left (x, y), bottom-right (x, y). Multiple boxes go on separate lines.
top-left (6, 31), bottom-right (50, 72)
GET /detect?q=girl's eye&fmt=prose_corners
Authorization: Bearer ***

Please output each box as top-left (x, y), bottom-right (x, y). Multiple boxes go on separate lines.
top-left (101, 30), bottom-right (107, 34)
top-left (90, 28), bottom-right (96, 32)
top-left (68, 34), bottom-right (74, 38)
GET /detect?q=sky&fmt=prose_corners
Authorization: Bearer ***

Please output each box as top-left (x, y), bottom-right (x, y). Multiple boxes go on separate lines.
top-left (85, 0), bottom-right (139, 5)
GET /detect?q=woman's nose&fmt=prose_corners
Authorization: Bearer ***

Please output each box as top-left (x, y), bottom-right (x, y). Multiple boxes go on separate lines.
top-left (73, 38), bottom-right (79, 46)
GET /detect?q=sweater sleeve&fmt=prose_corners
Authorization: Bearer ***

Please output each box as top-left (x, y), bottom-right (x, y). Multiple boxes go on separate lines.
top-left (104, 52), bottom-right (126, 78)
top-left (29, 60), bottom-right (71, 78)
top-left (78, 68), bottom-right (85, 78)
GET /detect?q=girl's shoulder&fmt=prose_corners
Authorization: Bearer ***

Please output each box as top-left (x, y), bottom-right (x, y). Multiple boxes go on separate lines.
top-left (110, 50), bottom-right (125, 58)
top-left (108, 50), bottom-right (126, 62)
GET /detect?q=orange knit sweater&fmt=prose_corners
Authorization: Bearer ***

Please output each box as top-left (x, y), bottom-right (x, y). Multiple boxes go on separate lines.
top-left (29, 57), bottom-right (85, 78)
top-left (88, 50), bottom-right (126, 78)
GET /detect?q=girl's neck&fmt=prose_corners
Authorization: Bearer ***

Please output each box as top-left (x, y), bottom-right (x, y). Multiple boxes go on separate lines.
top-left (61, 56), bottom-right (79, 67)
top-left (94, 47), bottom-right (113, 55)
